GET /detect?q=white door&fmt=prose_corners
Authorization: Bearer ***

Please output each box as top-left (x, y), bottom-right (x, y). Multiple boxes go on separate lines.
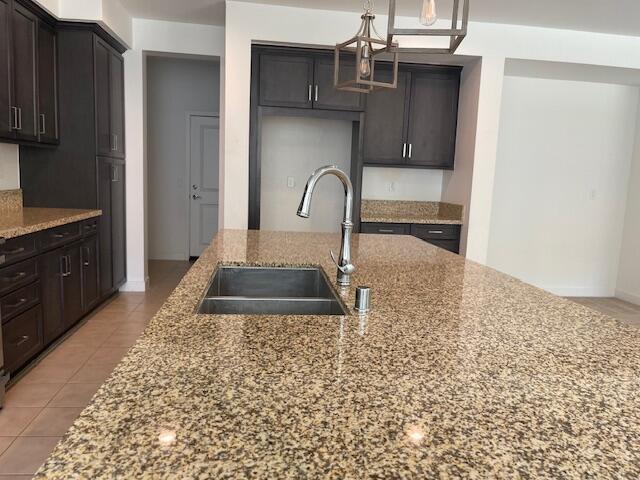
top-left (189, 115), bottom-right (219, 257)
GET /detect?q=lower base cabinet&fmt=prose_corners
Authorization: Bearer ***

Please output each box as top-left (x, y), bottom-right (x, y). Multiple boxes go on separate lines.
top-left (1, 220), bottom-right (101, 376)
top-left (361, 222), bottom-right (461, 254)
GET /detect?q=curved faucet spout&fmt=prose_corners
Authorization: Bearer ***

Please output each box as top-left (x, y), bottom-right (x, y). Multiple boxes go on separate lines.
top-left (297, 166), bottom-right (354, 223)
top-left (297, 165), bottom-right (355, 287)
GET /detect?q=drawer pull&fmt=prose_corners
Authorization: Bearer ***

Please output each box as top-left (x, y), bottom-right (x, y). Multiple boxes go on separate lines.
top-left (1, 247), bottom-right (25, 256)
top-left (11, 335), bottom-right (30, 347)
top-left (428, 230), bottom-right (444, 234)
top-left (52, 233), bottom-right (68, 239)
top-left (378, 229), bottom-right (395, 233)
top-left (6, 298), bottom-right (27, 309)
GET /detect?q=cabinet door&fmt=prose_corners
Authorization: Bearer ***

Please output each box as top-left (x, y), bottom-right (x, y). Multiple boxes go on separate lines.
top-left (405, 69), bottom-right (460, 169)
top-left (111, 163), bottom-right (126, 288)
top-left (94, 38), bottom-right (111, 156)
top-left (98, 157), bottom-right (113, 296)
top-left (0, 0), bottom-right (12, 139)
top-left (259, 54), bottom-right (314, 108)
top-left (109, 52), bottom-right (125, 158)
top-left (62, 243), bottom-right (83, 327)
top-left (40, 249), bottom-right (64, 345)
top-left (37, 20), bottom-right (58, 144)
top-left (11, 2), bottom-right (37, 142)
top-left (313, 56), bottom-right (364, 111)
top-left (2, 305), bottom-right (43, 373)
top-left (81, 235), bottom-right (99, 313)
top-left (363, 68), bottom-right (409, 165)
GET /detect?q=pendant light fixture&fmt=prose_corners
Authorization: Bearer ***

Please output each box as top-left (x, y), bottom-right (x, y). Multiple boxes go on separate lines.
top-left (387, 0), bottom-right (470, 54)
top-left (334, 0), bottom-right (399, 93)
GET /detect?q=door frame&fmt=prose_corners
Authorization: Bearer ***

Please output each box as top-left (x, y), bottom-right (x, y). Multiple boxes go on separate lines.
top-left (185, 111), bottom-right (220, 259)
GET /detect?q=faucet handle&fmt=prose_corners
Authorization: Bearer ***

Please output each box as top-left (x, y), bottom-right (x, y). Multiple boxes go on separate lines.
top-left (330, 250), bottom-right (355, 275)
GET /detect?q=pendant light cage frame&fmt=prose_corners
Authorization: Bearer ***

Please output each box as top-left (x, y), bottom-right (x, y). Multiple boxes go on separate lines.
top-left (387, 0), bottom-right (470, 54)
top-left (334, 8), bottom-right (400, 93)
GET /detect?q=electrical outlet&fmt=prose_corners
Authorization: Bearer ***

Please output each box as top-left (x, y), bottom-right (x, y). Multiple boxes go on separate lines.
top-left (287, 177), bottom-right (295, 188)
top-left (388, 182), bottom-right (395, 192)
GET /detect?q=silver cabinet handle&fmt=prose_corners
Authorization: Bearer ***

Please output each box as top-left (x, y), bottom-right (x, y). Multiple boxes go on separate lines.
top-left (111, 165), bottom-right (119, 182)
top-left (10, 107), bottom-right (18, 130)
top-left (61, 255), bottom-right (70, 277)
top-left (17, 108), bottom-right (22, 131)
top-left (378, 229), bottom-right (395, 233)
top-left (11, 335), bottom-right (30, 347)
top-left (402, 143), bottom-right (407, 158)
top-left (314, 85), bottom-right (319, 102)
top-left (6, 298), bottom-right (27, 309)
top-left (83, 247), bottom-right (90, 267)
top-left (408, 143), bottom-right (413, 158)
top-left (39, 114), bottom-right (46, 135)
top-left (115, 134), bottom-right (118, 152)
top-left (111, 134), bottom-right (118, 151)
top-left (428, 230), bottom-right (444, 234)
top-left (308, 85), bottom-right (312, 102)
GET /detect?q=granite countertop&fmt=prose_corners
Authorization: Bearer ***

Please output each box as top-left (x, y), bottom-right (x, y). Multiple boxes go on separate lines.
top-left (37, 230), bottom-right (640, 478)
top-left (361, 199), bottom-right (464, 225)
top-left (0, 208), bottom-right (102, 239)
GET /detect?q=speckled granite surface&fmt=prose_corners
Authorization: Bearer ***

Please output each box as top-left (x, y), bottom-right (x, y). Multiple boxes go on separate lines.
top-left (361, 199), bottom-right (464, 225)
top-left (0, 208), bottom-right (102, 239)
top-left (0, 189), bottom-right (23, 213)
top-left (36, 230), bottom-right (640, 478)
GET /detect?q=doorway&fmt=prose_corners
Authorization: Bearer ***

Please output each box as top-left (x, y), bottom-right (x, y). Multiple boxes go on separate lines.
top-left (188, 114), bottom-right (220, 257)
top-left (146, 55), bottom-right (220, 263)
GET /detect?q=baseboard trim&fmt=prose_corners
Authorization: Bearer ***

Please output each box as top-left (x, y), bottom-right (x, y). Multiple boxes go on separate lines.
top-left (616, 288), bottom-right (640, 306)
top-left (543, 286), bottom-right (615, 298)
top-left (120, 276), bottom-right (150, 292)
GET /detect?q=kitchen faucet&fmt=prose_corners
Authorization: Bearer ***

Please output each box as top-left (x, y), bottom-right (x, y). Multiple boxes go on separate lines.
top-left (297, 166), bottom-right (355, 287)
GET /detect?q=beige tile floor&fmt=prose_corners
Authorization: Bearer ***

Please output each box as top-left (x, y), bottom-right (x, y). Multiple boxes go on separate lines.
top-left (568, 297), bottom-right (640, 328)
top-left (0, 260), bottom-right (192, 479)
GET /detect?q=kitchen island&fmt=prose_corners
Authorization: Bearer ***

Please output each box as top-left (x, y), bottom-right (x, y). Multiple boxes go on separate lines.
top-left (36, 230), bottom-right (640, 478)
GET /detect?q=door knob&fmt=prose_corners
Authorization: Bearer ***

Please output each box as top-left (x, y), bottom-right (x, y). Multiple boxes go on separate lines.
top-left (192, 194), bottom-right (202, 200)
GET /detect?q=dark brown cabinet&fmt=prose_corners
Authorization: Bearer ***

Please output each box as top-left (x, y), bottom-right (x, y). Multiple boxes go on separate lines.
top-left (258, 51), bottom-right (363, 112)
top-left (81, 235), bottom-right (99, 312)
top-left (11, 1), bottom-right (38, 142)
top-left (94, 37), bottom-right (125, 158)
top-left (0, 0), bottom-right (11, 137)
top-left (364, 65), bottom-right (461, 169)
top-left (20, 27), bottom-right (127, 300)
top-left (37, 20), bottom-right (58, 143)
top-left (362, 222), bottom-right (461, 254)
top-left (98, 157), bottom-right (126, 297)
top-left (2, 305), bottom-right (43, 373)
top-left (0, 0), bottom-right (58, 145)
top-left (40, 248), bottom-right (63, 344)
top-left (362, 69), bottom-right (409, 166)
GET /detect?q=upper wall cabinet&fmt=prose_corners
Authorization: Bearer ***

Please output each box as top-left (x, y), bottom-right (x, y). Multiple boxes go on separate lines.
top-left (0, 0), bottom-right (58, 145)
top-left (364, 65), bottom-right (461, 169)
top-left (258, 51), bottom-right (364, 112)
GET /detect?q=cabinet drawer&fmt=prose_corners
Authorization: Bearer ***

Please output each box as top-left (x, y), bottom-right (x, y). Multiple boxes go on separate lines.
top-left (0, 234), bottom-right (38, 267)
top-left (2, 306), bottom-right (43, 374)
top-left (424, 239), bottom-right (460, 254)
top-left (81, 218), bottom-right (99, 237)
top-left (410, 224), bottom-right (461, 241)
top-left (39, 222), bottom-right (81, 251)
top-left (361, 223), bottom-right (410, 235)
top-left (0, 259), bottom-right (39, 297)
top-left (1, 282), bottom-right (40, 323)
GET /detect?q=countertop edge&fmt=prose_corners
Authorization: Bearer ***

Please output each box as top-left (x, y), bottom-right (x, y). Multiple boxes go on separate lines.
top-left (0, 209), bottom-right (103, 240)
top-left (361, 216), bottom-right (464, 226)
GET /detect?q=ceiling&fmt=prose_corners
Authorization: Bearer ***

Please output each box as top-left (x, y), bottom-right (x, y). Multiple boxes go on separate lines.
top-left (121, 0), bottom-right (225, 26)
top-left (120, 0), bottom-right (640, 37)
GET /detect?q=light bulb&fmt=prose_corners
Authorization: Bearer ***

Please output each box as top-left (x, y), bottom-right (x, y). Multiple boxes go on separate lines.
top-left (359, 44), bottom-right (371, 78)
top-left (419, 0), bottom-right (437, 26)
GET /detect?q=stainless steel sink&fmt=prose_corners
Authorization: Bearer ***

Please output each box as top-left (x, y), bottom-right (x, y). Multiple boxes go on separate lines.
top-left (197, 266), bottom-right (349, 316)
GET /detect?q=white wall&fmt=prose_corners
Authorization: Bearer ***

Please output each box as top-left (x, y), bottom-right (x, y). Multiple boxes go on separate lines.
top-left (362, 168), bottom-right (443, 201)
top-left (260, 117), bottom-right (351, 233)
top-left (617, 100), bottom-right (640, 304)
top-left (147, 56), bottom-right (220, 260)
top-left (488, 75), bottom-right (639, 297)
top-left (123, 18), bottom-right (224, 290)
top-left (222, 0), bottom-right (640, 266)
top-left (0, 144), bottom-right (20, 191)
top-left (442, 58), bottom-right (482, 255)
